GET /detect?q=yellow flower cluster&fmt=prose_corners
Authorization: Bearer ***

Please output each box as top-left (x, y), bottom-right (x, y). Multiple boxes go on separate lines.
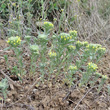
top-left (68, 45), bottom-right (76, 51)
top-left (95, 73), bottom-right (108, 80)
top-left (82, 41), bottom-right (88, 46)
top-left (53, 18), bottom-right (57, 21)
top-left (101, 48), bottom-right (106, 51)
top-left (69, 30), bottom-right (77, 37)
top-left (75, 41), bottom-right (89, 49)
top-left (86, 44), bottom-right (101, 51)
top-left (7, 36), bottom-right (21, 46)
top-left (44, 21), bottom-right (54, 28)
top-left (69, 65), bottom-right (77, 71)
top-left (86, 43), bottom-right (106, 55)
top-left (97, 47), bottom-right (106, 54)
top-left (59, 33), bottom-right (72, 43)
top-left (61, 9), bottom-right (64, 12)
top-left (48, 51), bottom-right (56, 57)
top-left (84, 49), bottom-right (90, 56)
top-left (102, 75), bottom-right (108, 80)
top-left (61, 35), bottom-right (72, 41)
top-left (76, 40), bottom-right (82, 44)
top-left (76, 40), bottom-right (84, 49)
top-left (12, 3), bottom-right (16, 6)
top-left (88, 62), bottom-right (98, 71)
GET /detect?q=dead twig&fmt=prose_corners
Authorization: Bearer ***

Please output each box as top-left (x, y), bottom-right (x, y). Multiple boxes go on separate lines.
top-left (62, 81), bottom-right (80, 101)
top-left (0, 50), bottom-right (11, 53)
top-left (3, 76), bottom-right (41, 108)
top-left (0, 70), bottom-right (22, 88)
top-left (73, 86), bottom-right (97, 110)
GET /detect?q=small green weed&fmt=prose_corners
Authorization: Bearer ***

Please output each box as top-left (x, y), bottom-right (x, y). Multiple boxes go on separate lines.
top-left (0, 78), bottom-right (8, 100)
top-left (5, 21), bottom-right (108, 93)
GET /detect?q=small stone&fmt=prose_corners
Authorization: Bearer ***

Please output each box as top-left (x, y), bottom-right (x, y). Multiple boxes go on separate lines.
top-left (6, 98), bottom-right (11, 102)
top-left (0, 59), bottom-right (5, 64)
top-left (33, 89), bottom-right (37, 93)
top-left (9, 84), bottom-right (14, 90)
top-left (48, 82), bottom-right (52, 88)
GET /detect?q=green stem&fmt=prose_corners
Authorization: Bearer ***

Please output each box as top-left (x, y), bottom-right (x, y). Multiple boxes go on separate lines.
top-left (30, 54), bottom-right (37, 75)
top-left (55, 53), bottom-right (70, 81)
top-left (48, 59), bottom-right (54, 81)
top-left (14, 47), bottom-right (23, 75)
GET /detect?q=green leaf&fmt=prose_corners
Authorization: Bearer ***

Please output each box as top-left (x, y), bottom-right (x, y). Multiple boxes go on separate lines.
top-left (1, 4), bottom-right (6, 9)
top-left (4, 47), bottom-right (10, 51)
